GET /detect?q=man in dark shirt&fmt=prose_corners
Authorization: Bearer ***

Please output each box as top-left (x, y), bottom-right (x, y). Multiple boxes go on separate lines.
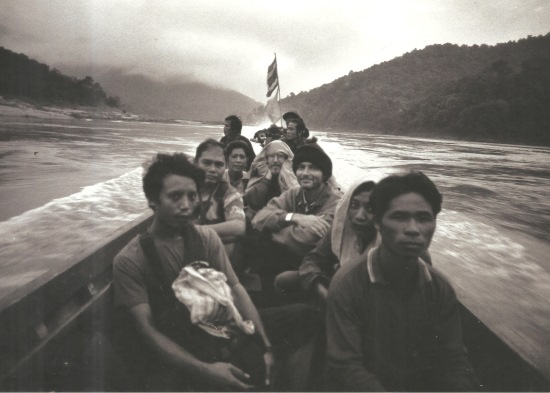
top-left (326, 171), bottom-right (477, 391)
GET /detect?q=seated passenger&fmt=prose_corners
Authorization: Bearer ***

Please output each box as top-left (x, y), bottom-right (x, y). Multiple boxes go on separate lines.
top-left (264, 125), bottom-right (283, 145)
top-left (244, 140), bottom-right (298, 222)
top-left (223, 140), bottom-right (253, 195)
top-left (251, 140), bottom-right (341, 287)
top-left (276, 178), bottom-right (378, 301)
top-left (251, 129), bottom-right (267, 147)
top-left (282, 111), bottom-right (310, 138)
top-left (194, 139), bottom-right (246, 271)
top-left (326, 171), bottom-right (478, 391)
top-left (219, 114), bottom-right (255, 169)
top-left (113, 153), bottom-right (321, 391)
top-left (282, 117), bottom-right (309, 154)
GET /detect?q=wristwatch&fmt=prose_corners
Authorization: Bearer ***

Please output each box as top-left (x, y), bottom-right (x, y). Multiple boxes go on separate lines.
top-left (285, 213), bottom-right (294, 223)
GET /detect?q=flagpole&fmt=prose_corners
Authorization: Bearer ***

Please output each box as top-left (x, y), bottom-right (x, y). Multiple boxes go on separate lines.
top-left (274, 53), bottom-right (283, 128)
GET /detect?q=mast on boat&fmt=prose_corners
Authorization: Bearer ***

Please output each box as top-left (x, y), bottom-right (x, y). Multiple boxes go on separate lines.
top-left (266, 53), bottom-right (283, 127)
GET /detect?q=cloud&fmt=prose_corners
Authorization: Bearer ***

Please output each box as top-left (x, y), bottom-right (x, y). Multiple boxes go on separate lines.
top-left (0, 0), bottom-right (549, 101)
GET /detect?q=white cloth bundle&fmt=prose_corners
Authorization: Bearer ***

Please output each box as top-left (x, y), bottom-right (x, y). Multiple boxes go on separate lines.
top-left (172, 261), bottom-right (255, 338)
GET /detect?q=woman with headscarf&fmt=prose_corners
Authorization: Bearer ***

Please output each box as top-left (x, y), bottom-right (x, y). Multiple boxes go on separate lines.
top-left (243, 140), bottom-right (299, 223)
top-left (274, 177), bottom-right (379, 302)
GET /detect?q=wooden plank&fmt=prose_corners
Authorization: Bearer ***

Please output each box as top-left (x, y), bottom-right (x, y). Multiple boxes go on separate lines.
top-left (0, 212), bottom-right (153, 387)
top-left (0, 211), bottom-right (152, 314)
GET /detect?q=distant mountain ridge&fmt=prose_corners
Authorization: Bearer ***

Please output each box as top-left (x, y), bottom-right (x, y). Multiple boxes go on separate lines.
top-left (280, 33), bottom-right (550, 146)
top-left (0, 46), bottom-right (261, 122)
top-left (60, 67), bottom-right (261, 122)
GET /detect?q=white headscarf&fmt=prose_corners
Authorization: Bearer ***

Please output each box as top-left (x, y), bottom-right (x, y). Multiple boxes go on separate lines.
top-left (246, 140), bottom-right (299, 192)
top-left (331, 176), bottom-right (379, 266)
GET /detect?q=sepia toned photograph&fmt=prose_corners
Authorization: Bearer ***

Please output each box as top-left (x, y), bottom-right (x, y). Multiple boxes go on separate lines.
top-left (0, 0), bottom-right (549, 391)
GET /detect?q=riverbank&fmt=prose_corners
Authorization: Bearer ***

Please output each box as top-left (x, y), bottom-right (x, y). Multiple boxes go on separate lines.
top-left (0, 96), bottom-right (148, 121)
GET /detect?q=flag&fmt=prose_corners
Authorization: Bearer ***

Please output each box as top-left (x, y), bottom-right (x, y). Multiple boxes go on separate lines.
top-left (266, 57), bottom-right (278, 97)
top-left (265, 90), bottom-right (281, 124)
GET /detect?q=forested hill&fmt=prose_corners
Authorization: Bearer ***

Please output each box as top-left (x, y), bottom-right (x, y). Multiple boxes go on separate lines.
top-left (281, 33), bottom-right (550, 146)
top-left (0, 47), bottom-right (120, 107)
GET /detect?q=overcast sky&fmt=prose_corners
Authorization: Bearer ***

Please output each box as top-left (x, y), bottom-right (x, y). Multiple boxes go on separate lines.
top-left (1, 0), bottom-right (549, 101)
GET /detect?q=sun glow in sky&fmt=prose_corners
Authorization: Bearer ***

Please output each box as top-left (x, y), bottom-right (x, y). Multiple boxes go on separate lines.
top-left (0, 0), bottom-right (549, 101)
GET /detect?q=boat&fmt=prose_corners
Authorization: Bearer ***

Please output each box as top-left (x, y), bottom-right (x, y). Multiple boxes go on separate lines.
top-left (1, 199), bottom-right (550, 391)
top-left (1, 57), bottom-right (548, 390)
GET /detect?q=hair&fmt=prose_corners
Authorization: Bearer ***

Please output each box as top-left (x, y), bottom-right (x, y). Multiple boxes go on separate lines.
top-left (225, 140), bottom-right (254, 164)
top-left (288, 118), bottom-right (309, 138)
top-left (267, 126), bottom-right (283, 140)
top-left (371, 171), bottom-right (442, 221)
top-left (254, 129), bottom-right (267, 138)
top-left (194, 138), bottom-right (225, 163)
top-left (352, 180), bottom-right (376, 197)
top-left (225, 115), bottom-right (242, 134)
top-left (142, 153), bottom-right (205, 204)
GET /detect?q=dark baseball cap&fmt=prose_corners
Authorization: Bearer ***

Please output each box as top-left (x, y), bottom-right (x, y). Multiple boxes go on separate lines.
top-left (282, 111), bottom-right (302, 122)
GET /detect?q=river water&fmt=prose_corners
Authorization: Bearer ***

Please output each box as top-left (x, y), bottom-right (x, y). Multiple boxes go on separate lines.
top-left (1, 118), bottom-right (549, 368)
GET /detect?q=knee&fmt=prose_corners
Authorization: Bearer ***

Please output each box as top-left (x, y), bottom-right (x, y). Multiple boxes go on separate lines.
top-left (274, 270), bottom-right (301, 294)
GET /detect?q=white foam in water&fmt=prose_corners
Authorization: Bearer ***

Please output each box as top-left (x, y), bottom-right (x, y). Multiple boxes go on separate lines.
top-left (0, 168), bottom-right (148, 276)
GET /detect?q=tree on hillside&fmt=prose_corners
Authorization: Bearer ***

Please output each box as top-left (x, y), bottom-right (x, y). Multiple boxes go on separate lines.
top-left (0, 46), bottom-right (120, 108)
top-left (278, 33), bottom-right (550, 146)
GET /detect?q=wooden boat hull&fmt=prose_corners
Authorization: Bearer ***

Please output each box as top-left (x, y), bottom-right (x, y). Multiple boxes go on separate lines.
top-left (0, 211), bottom-right (549, 391)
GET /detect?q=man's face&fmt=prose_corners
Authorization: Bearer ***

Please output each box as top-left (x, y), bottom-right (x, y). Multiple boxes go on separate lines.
top-left (151, 174), bottom-right (199, 229)
top-left (223, 120), bottom-right (232, 136)
top-left (197, 146), bottom-right (225, 185)
top-left (348, 190), bottom-right (375, 231)
top-left (227, 147), bottom-right (247, 173)
top-left (267, 152), bottom-right (288, 175)
top-left (296, 161), bottom-right (323, 191)
top-left (376, 192), bottom-right (436, 258)
top-left (286, 122), bottom-right (298, 139)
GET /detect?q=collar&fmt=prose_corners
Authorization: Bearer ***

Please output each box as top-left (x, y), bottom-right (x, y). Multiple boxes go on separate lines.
top-left (297, 184), bottom-right (326, 213)
top-left (366, 247), bottom-right (432, 285)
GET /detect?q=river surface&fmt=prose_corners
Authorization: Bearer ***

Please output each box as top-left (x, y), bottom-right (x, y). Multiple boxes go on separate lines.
top-left (1, 118), bottom-right (549, 370)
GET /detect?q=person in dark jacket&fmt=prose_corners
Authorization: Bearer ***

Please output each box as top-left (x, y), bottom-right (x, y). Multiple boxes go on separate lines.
top-left (326, 171), bottom-right (477, 391)
top-left (252, 140), bottom-right (341, 297)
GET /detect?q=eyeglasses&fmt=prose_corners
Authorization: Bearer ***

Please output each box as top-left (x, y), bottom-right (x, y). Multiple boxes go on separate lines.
top-left (267, 153), bottom-right (288, 161)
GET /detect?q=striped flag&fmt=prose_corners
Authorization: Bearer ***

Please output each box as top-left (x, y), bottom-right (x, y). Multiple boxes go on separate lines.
top-left (266, 57), bottom-right (279, 97)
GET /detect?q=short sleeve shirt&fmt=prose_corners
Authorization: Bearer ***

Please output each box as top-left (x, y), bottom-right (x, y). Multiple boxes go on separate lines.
top-left (113, 225), bottom-right (239, 309)
top-left (200, 182), bottom-right (246, 224)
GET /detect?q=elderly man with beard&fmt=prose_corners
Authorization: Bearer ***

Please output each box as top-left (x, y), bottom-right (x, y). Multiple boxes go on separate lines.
top-left (244, 140), bottom-right (298, 223)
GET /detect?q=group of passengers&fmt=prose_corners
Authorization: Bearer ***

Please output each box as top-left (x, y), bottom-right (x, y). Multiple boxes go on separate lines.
top-left (112, 112), bottom-right (478, 391)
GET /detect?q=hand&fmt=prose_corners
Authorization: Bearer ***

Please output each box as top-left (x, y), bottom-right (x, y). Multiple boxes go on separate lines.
top-left (206, 362), bottom-right (255, 391)
top-left (293, 214), bottom-right (330, 238)
top-left (315, 282), bottom-right (328, 302)
top-left (264, 350), bottom-right (275, 387)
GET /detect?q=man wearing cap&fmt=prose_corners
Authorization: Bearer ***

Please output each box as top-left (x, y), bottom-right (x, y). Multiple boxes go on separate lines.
top-left (252, 139), bottom-right (341, 284)
top-left (281, 112), bottom-right (309, 154)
